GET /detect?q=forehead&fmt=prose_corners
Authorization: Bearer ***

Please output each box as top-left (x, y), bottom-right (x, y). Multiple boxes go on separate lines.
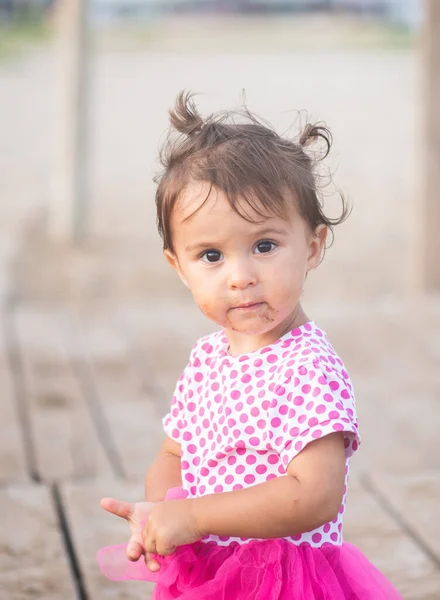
top-left (172, 180), bottom-right (293, 234)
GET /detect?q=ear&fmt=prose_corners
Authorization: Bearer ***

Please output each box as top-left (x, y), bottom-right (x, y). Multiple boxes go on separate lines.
top-left (164, 249), bottom-right (189, 288)
top-left (307, 225), bottom-right (327, 271)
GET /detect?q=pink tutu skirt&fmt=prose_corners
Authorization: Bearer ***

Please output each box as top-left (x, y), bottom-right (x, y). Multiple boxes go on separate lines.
top-left (97, 488), bottom-right (403, 600)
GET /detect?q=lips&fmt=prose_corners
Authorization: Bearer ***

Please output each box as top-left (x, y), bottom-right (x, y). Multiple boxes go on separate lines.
top-left (233, 302), bottom-right (264, 310)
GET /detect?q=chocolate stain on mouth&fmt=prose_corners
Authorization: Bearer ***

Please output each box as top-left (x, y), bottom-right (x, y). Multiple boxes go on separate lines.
top-left (201, 303), bottom-right (276, 330)
top-left (261, 308), bottom-right (276, 323)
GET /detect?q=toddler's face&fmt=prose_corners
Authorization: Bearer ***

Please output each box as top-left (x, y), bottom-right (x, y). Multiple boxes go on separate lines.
top-left (165, 181), bottom-right (326, 352)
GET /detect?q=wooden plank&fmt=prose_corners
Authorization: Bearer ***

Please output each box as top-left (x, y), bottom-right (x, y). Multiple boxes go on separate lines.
top-left (353, 377), bottom-right (440, 474)
top-left (14, 307), bottom-right (112, 481)
top-left (318, 305), bottom-right (440, 382)
top-left (0, 308), bottom-right (28, 483)
top-left (0, 483), bottom-right (76, 599)
top-left (370, 472), bottom-right (440, 564)
top-left (313, 310), bottom-right (440, 474)
top-left (345, 477), bottom-right (440, 600)
top-left (115, 299), bottom-right (213, 405)
top-left (62, 478), bottom-right (155, 599)
top-left (66, 315), bottom-right (164, 480)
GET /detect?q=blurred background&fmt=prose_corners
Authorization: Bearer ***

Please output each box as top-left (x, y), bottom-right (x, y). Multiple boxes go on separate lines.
top-left (1, 1), bottom-right (439, 599)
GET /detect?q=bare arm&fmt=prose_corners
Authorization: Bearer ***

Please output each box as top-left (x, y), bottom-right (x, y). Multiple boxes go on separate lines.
top-left (191, 432), bottom-right (346, 539)
top-left (144, 436), bottom-right (182, 502)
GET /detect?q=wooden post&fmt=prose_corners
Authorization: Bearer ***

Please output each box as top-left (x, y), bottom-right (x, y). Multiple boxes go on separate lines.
top-left (421, 0), bottom-right (440, 291)
top-left (51, 0), bottom-right (91, 242)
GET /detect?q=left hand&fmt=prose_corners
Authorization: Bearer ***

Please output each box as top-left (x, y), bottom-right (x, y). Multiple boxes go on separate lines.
top-left (143, 499), bottom-right (202, 556)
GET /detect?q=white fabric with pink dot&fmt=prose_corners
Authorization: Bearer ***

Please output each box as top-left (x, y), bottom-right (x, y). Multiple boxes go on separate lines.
top-left (163, 321), bottom-right (360, 548)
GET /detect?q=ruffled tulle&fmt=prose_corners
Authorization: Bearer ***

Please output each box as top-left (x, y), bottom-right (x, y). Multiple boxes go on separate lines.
top-left (98, 538), bottom-right (402, 599)
top-left (97, 488), bottom-right (403, 599)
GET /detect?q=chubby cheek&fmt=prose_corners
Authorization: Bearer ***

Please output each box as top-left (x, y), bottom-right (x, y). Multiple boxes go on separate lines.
top-left (190, 282), bottom-right (226, 325)
top-left (197, 298), bottom-right (220, 322)
top-left (267, 272), bottom-right (304, 310)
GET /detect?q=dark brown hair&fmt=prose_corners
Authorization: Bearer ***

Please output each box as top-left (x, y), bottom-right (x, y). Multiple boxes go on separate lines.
top-left (155, 91), bottom-right (349, 252)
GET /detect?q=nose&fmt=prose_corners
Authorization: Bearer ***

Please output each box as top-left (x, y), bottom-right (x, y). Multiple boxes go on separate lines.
top-left (227, 257), bottom-right (257, 290)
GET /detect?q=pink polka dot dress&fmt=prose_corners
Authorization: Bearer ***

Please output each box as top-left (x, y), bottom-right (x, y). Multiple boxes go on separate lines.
top-left (98, 322), bottom-right (403, 599)
top-left (164, 321), bottom-right (358, 548)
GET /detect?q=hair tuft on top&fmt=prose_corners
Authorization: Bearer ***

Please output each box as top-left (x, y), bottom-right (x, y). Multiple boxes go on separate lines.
top-left (169, 91), bottom-right (205, 137)
top-left (299, 123), bottom-right (333, 160)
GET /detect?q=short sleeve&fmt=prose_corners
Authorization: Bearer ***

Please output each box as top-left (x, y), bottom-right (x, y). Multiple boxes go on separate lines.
top-left (162, 345), bottom-right (198, 443)
top-left (162, 371), bottom-right (188, 443)
top-left (270, 362), bottom-right (360, 469)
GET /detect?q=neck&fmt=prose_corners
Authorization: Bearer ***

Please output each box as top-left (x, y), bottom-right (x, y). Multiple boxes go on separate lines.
top-left (225, 304), bottom-right (309, 357)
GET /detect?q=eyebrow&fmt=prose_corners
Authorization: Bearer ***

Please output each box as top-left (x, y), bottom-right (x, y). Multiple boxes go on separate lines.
top-left (184, 228), bottom-right (288, 253)
top-left (253, 227), bottom-right (288, 238)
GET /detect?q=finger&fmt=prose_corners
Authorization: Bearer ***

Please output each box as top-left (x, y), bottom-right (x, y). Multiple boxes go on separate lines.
top-left (126, 537), bottom-right (144, 562)
top-left (144, 524), bottom-right (175, 557)
top-left (144, 552), bottom-right (160, 572)
top-left (156, 541), bottom-right (176, 557)
top-left (100, 497), bottom-right (135, 520)
top-left (127, 530), bottom-right (144, 561)
top-left (143, 529), bottom-right (157, 556)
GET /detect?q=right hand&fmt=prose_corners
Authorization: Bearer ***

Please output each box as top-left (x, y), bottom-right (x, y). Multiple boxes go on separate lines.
top-left (100, 497), bottom-right (161, 572)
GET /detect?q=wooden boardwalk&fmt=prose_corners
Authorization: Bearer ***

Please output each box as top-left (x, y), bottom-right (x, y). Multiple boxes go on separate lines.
top-left (1, 298), bottom-right (440, 599)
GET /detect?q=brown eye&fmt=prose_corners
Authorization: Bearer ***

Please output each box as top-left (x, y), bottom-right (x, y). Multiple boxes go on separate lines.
top-left (201, 250), bottom-right (222, 263)
top-left (255, 240), bottom-right (276, 254)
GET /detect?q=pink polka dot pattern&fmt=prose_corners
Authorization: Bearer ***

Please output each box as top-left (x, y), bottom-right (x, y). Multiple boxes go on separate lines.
top-left (163, 321), bottom-right (360, 548)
